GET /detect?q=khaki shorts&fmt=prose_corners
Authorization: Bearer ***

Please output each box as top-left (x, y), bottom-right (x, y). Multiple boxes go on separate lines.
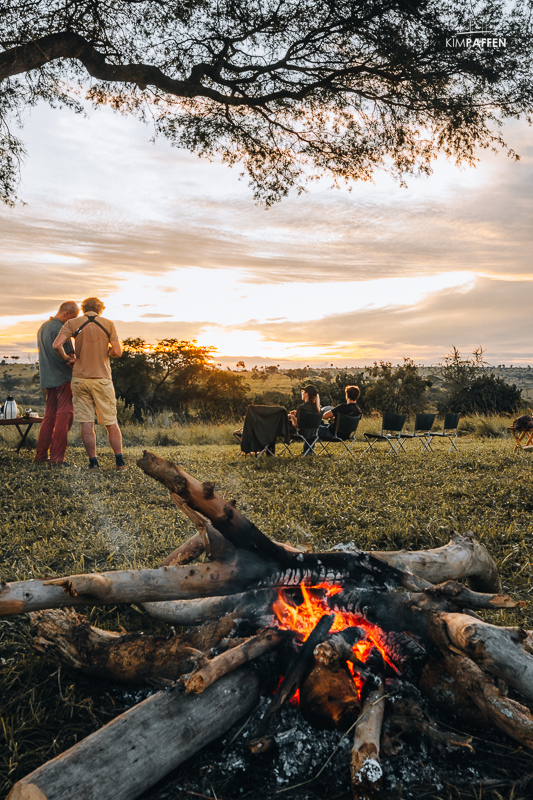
top-left (71, 378), bottom-right (118, 426)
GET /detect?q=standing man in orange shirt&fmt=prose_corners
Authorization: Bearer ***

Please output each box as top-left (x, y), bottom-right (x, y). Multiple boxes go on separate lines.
top-left (53, 297), bottom-right (127, 472)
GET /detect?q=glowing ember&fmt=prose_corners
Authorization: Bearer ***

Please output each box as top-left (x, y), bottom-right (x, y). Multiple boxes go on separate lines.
top-left (272, 582), bottom-right (397, 697)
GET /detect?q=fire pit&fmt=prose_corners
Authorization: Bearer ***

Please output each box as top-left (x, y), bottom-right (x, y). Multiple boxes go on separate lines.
top-left (3, 451), bottom-right (533, 800)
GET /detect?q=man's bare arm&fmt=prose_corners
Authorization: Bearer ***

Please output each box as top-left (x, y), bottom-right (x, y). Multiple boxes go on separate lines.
top-left (109, 341), bottom-right (122, 358)
top-left (53, 332), bottom-right (74, 363)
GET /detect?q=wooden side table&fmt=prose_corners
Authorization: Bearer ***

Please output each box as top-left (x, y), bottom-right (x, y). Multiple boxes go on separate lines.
top-left (0, 417), bottom-right (44, 451)
top-left (507, 426), bottom-right (533, 452)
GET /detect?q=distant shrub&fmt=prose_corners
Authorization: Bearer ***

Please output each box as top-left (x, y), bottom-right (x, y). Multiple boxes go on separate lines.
top-left (438, 374), bottom-right (522, 415)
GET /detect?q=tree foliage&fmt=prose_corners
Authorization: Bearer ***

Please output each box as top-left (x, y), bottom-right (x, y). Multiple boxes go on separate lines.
top-left (112, 337), bottom-right (247, 420)
top-left (364, 359), bottom-right (430, 414)
top-left (441, 373), bottom-right (523, 415)
top-left (438, 346), bottom-right (522, 414)
top-left (0, 0), bottom-right (532, 203)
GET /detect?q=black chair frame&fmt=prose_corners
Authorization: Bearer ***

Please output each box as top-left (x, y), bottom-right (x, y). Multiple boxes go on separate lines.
top-left (363, 411), bottom-right (407, 455)
top-left (426, 413), bottom-right (461, 453)
top-left (401, 413), bottom-right (437, 452)
top-left (317, 413), bottom-right (361, 457)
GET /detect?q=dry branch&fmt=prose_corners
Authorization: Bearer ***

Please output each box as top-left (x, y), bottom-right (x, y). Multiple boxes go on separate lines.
top-left (181, 628), bottom-right (282, 694)
top-left (350, 683), bottom-right (386, 800)
top-left (384, 698), bottom-right (473, 755)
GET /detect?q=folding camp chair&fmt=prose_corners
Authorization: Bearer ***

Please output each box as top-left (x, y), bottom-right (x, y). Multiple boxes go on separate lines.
top-left (400, 413), bottom-right (436, 452)
top-left (426, 413), bottom-right (461, 453)
top-left (235, 405), bottom-right (291, 457)
top-left (317, 413), bottom-right (361, 457)
top-left (286, 408), bottom-right (323, 456)
top-left (362, 411), bottom-right (407, 455)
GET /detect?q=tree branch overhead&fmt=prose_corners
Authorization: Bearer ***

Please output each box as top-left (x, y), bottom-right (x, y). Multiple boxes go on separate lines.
top-left (1, 0), bottom-right (532, 203)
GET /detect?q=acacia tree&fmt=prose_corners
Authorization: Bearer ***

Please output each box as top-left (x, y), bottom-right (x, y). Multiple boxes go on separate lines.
top-left (112, 337), bottom-right (246, 419)
top-left (0, 0), bottom-right (532, 205)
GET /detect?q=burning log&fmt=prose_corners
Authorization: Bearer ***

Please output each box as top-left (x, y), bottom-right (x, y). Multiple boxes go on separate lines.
top-left (6, 669), bottom-right (260, 800)
top-left (249, 613), bottom-right (335, 752)
top-left (350, 683), bottom-right (386, 800)
top-left (299, 658), bottom-right (361, 730)
top-left (181, 627), bottom-right (283, 694)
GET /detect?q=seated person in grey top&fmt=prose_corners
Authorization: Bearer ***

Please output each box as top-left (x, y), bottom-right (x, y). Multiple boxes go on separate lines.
top-left (318, 385), bottom-right (362, 440)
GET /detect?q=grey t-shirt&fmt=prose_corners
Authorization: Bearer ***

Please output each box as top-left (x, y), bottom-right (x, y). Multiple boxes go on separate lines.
top-left (37, 318), bottom-right (73, 389)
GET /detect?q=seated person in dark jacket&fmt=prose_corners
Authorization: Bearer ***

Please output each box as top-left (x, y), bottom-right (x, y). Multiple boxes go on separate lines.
top-left (318, 385), bottom-right (362, 440)
top-left (288, 384), bottom-right (321, 453)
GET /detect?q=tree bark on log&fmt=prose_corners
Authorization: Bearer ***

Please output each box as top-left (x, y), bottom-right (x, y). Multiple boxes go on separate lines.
top-left (0, 557), bottom-right (269, 616)
top-left (372, 531), bottom-right (501, 594)
top-left (6, 668), bottom-right (260, 800)
top-left (437, 612), bottom-right (533, 702)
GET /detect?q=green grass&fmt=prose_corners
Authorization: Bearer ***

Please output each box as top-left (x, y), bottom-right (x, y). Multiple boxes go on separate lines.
top-left (1, 434), bottom-right (533, 798)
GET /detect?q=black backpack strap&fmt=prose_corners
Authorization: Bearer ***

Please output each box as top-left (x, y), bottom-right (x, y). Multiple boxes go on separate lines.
top-left (72, 315), bottom-right (111, 340)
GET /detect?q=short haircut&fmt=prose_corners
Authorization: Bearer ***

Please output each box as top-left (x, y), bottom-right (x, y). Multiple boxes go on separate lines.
top-left (345, 385), bottom-right (360, 401)
top-left (58, 301), bottom-right (78, 315)
top-left (81, 297), bottom-right (105, 315)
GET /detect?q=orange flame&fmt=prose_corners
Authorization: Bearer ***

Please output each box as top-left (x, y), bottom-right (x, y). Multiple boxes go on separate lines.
top-left (272, 582), bottom-right (397, 698)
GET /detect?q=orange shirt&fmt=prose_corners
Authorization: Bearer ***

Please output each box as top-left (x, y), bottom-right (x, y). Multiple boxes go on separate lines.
top-left (59, 315), bottom-right (119, 380)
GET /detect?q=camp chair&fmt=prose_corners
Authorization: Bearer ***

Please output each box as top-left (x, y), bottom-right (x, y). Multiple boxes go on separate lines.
top-left (317, 413), bottom-right (361, 457)
top-left (235, 405), bottom-right (291, 457)
top-left (400, 413), bottom-right (436, 452)
top-left (426, 412), bottom-right (461, 453)
top-left (362, 411), bottom-right (407, 455)
top-left (286, 407), bottom-right (323, 456)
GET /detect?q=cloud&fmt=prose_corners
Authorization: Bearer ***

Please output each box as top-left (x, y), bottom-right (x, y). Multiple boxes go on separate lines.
top-left (1, 104), bottom-right (532, 362)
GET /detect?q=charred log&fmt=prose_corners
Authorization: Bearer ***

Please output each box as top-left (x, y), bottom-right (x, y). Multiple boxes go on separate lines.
top-left (137, 451), bottom-right (407, 590)
top-left (249, 613), bottom-right (334, 752)
top-left (142, 588), bottom-right (277, 626)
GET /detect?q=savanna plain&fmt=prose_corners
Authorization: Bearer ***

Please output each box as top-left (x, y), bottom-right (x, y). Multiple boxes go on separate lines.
top-left (1, 417), bottom-right (533, 800)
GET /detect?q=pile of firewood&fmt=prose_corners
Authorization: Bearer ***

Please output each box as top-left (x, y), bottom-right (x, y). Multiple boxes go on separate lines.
top-left (2, 450), bottom-right (533, 800)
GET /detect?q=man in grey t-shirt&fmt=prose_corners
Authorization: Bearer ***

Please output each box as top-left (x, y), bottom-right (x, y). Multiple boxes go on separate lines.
top-left (35, 301), bottom-right (79, 465)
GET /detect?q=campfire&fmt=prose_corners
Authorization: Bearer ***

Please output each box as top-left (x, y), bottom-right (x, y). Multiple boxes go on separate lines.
top-left (3, 451), bottom-right (533, 800)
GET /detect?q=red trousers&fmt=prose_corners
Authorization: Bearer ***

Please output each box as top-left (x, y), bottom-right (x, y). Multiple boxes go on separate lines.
top-left (35, 381), bottom-right (74, 464)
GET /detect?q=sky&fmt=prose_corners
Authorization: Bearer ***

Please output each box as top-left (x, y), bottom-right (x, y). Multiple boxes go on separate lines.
top-left (1, 100), bottom-right (532, 368)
